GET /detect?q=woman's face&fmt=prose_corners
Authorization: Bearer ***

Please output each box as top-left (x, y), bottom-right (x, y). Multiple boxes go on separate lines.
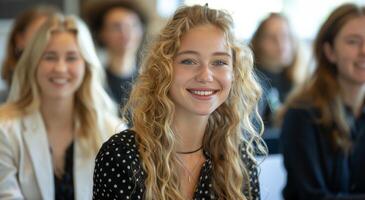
top-left (100, 7), bottom-right (143, 53)
top-left (169, 24), bottom-right (233, 119)
top-left (258, 17), bottom-right (294, 71)
top-left (325, 16), bottom-right (365, 86)
top-left (37, 32), bottom-right (86, 101)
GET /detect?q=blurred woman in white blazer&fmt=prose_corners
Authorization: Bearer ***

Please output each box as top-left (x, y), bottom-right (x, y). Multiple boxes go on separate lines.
top-left (0, 13), bottom-right (123, 200)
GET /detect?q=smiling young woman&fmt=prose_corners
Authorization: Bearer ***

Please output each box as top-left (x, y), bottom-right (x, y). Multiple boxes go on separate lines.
top-left (93, 4), bottom-right (266, 200)
top-left (0, 5), bottom-right (59, 103)
top-left (0, 14), bottom-right (121, 199)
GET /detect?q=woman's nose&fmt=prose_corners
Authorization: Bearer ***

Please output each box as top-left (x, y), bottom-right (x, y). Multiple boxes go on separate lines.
top-left (195, 64), bottom-right (213, 82)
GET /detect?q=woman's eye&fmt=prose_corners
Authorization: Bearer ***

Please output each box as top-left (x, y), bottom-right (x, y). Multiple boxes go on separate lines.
top-left (66, 56), bottom-right (78, 62)
top-left (346, 38), bottom-right (361, 46)
top-left (43, 55), bottom-right (57, 61)
top-left (212, 60), bottom-right (228, 66)
top-left (180, 59), bottom-right (196, 65)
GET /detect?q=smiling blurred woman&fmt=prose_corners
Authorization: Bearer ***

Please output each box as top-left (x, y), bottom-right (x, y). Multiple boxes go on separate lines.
top-left (280, 3), bottom-right (365, 200)
top-left (0, 14), bottom-right (121, 200)
top-left (0, 5), bottom-right (59, 102)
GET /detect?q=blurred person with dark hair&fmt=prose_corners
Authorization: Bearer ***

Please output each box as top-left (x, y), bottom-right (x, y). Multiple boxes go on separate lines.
top-left (250, 13), bottom-right (304, 153)
top-left (84, 0), bottom-right (147, 108)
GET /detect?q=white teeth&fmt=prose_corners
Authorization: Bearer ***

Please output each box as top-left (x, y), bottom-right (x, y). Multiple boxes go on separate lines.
top-left (51, 78), bottom-right (68, 84)
top-left (190, 90), bottom-right (214, 96)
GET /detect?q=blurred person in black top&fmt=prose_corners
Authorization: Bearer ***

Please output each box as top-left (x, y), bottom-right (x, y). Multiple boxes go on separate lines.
top-left (250, 13), bottom-right (304, 153)
top-left (279, 3), bottom-right (365, 200)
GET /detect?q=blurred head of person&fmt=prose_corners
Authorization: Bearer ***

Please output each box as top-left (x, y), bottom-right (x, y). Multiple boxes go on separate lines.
top-left (2, 14), bottom-right (117, 154)
top-left (84, 0), bottom-right (147, 55)
top-left (1, 5), bottom-right (59, 86)
top-left (284, 3), bottom-right (365, 152)
top-left (317, 4), bottom-right (365, 90)
top-left (251, 13), bottom-right (299, 80)
top-left (123, 4), bottom-right (264, 200)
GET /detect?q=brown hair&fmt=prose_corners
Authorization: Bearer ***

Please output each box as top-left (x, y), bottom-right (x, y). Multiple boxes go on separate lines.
top-left (83, 0), bottom-right (147, 47)
top-left (282, 3), bottom-right (365, 152)
top-left (1, 5), bottom-right (59, 86)
top-left (250, 13), bottom-right (301, 84)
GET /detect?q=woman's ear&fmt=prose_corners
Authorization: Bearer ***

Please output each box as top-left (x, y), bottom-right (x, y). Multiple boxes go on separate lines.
top-left (323, 42), bottom-right (337, 63)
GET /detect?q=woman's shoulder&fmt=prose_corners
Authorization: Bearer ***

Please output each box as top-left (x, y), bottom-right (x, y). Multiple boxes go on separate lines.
top-left (239, 142), bottom-right (257, 172)
top-left (100, 129), bottom-right (137, 151)
top-left (93, 129), bottom-right (145, 198)
top-left (96, 129), bottom-right (139, 162)
top-left (0, 116), bottom-right (20, 144)
top-left (0, 112), bottom-right (29, 136)
top-left (239, 142), bottom-right (260, 199)
top-left (239, 143), bottom-right (259, 181)
top-left (0, 117), bottom-right (17, 129)
top-left (95, 129), bottom-right (141, 172)
top-left (283, 106), bottom-right (319, 123)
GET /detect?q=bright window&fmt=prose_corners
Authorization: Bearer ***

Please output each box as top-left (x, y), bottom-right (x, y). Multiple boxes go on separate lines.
top-left (180, 0), bottom-right (364, 40)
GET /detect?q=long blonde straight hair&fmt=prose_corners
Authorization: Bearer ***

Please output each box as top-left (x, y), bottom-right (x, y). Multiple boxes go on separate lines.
top-left (0, 14), bottom-right (118, 154)
top-left (123, 5), bottom-right (265, 200)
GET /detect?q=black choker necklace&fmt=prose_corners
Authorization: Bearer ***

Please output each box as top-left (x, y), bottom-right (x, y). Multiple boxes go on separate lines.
top-left (176, 146), bottom-right (203, 154)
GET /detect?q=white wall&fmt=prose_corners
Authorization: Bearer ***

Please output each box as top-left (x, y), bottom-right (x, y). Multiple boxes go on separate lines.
top-left (259, 155), bottom-right (286, 200)
top-left (0, 20), bottom-right (12, 90)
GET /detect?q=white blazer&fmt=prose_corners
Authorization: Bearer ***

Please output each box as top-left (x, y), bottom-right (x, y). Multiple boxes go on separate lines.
top-left (0, 111), bottom-right (116, 200)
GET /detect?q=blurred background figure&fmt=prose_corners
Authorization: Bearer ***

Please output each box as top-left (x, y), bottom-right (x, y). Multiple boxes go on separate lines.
top-left (280, 3), bottom-right (365, 200)
top-left (0, 14), bottom-right (122, 199)
top-left (83, 0), bottom-right (147, 108)
top-left (250, 13), bottom-right (304, 154)
top-left (0, 5), bottom-right (59, 103)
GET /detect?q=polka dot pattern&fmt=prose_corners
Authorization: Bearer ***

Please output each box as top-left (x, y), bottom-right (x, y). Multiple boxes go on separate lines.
top-left (93, 130), bottom-right (260, 199)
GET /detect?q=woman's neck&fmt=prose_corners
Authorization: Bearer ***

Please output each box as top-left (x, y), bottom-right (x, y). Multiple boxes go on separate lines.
top-left (172, 114), bottom-right (208, 153)
top-left (107, 50), bottom-right (137, 78)
top-left (40, 97), bottom-right (74, 134)
top-left (339, 79), bottom-right (365, 117)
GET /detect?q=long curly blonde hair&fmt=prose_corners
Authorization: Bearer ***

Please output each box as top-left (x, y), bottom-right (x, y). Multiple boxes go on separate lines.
top-left (123, 5), bottom-right (265, 200)
top-left (0, 14), bottom-right (118, 154)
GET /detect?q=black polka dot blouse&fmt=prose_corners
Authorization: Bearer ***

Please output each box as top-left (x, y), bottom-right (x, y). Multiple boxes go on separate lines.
top-left (93, 129), bottom-right (260, 200)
